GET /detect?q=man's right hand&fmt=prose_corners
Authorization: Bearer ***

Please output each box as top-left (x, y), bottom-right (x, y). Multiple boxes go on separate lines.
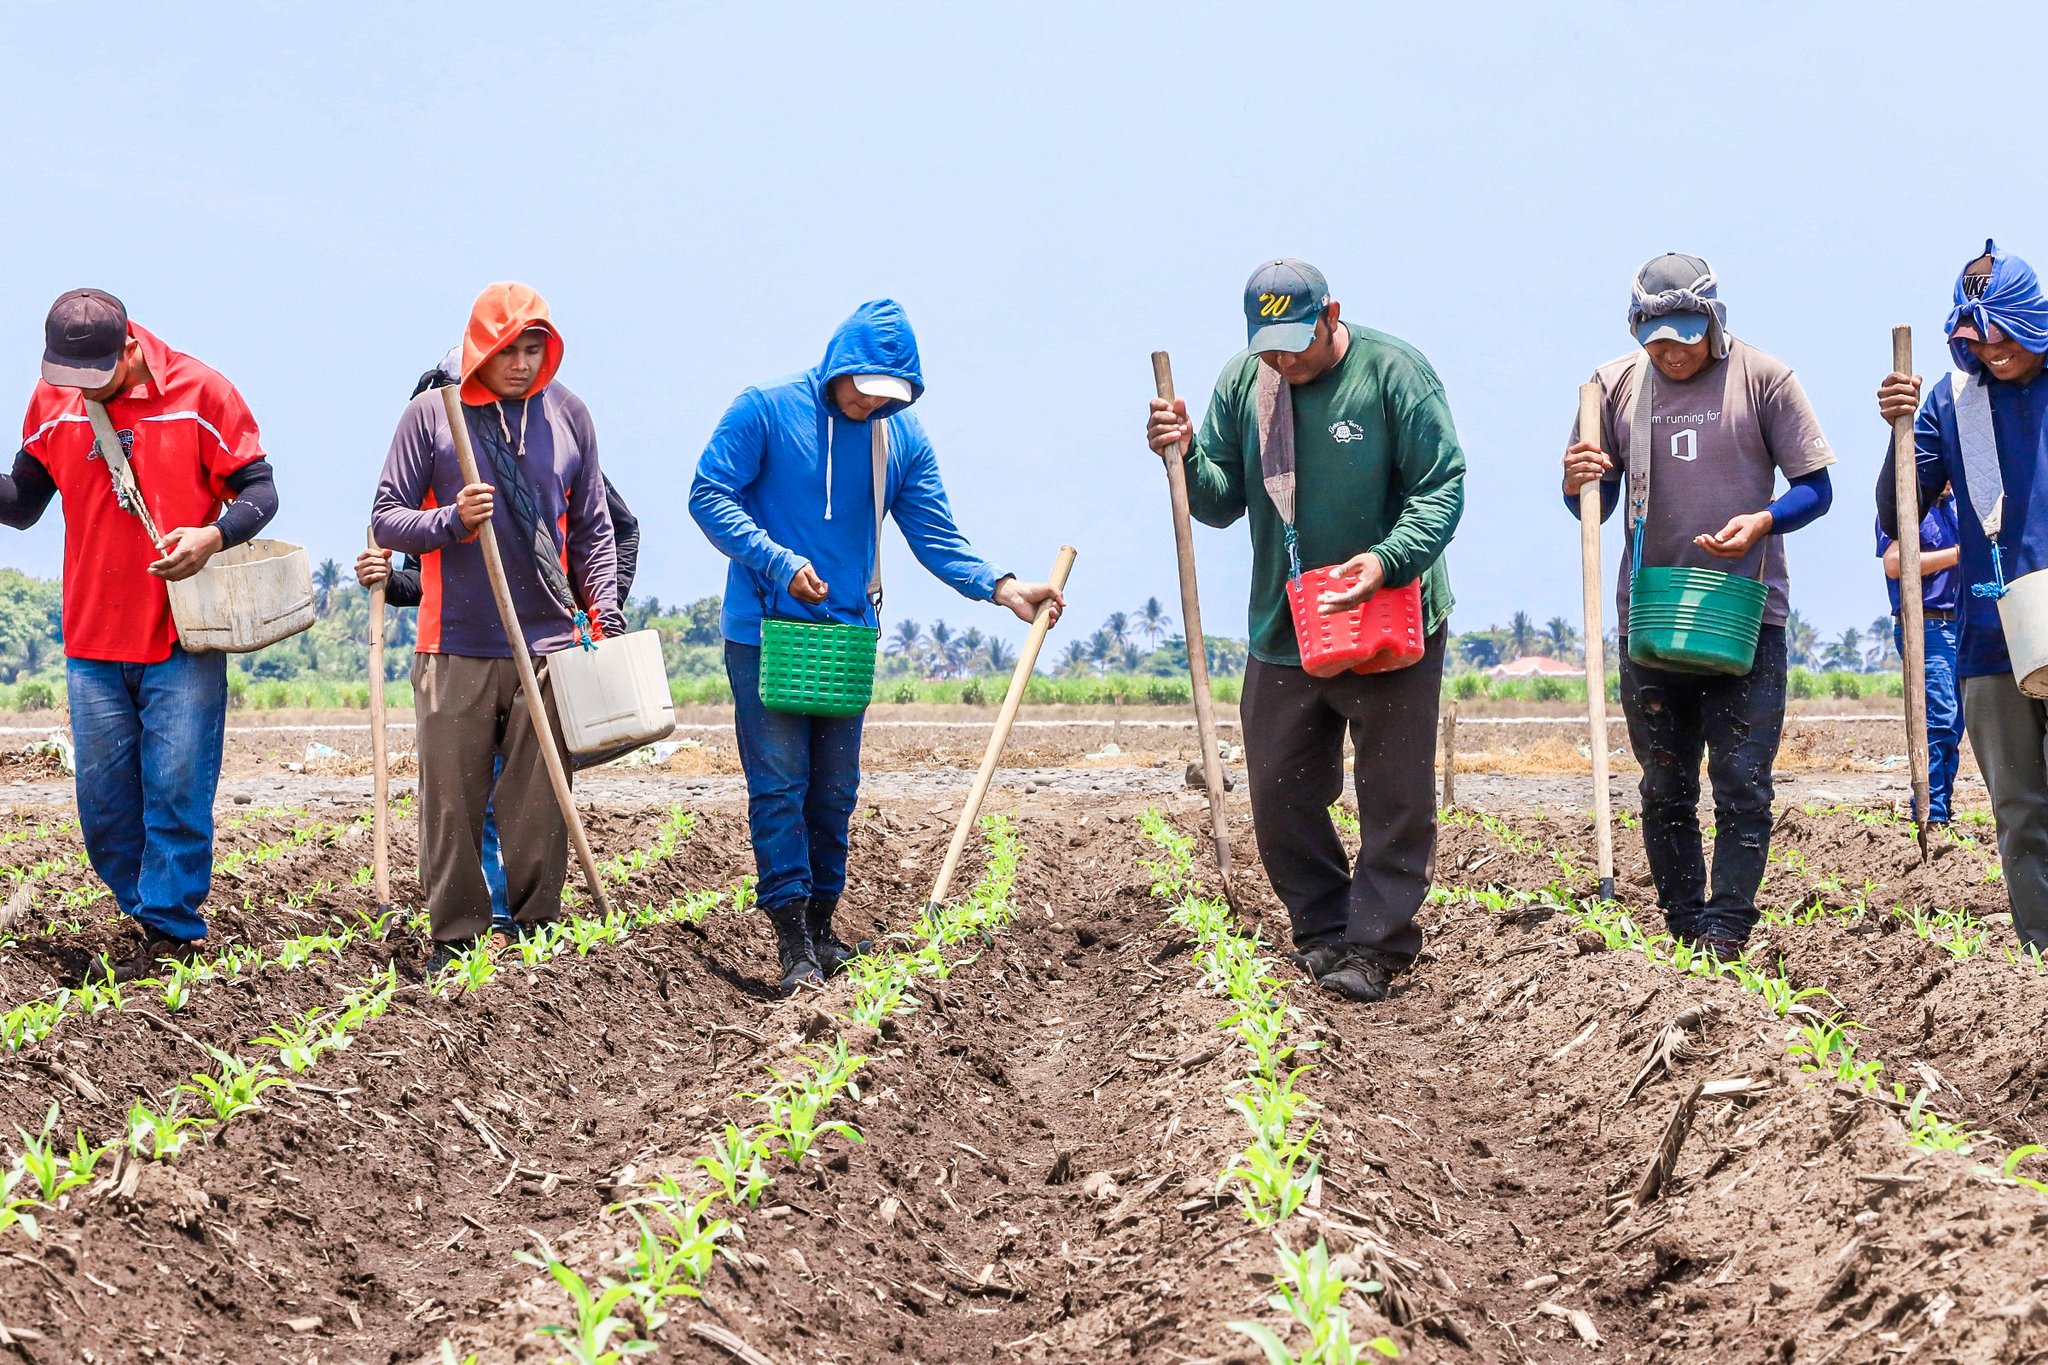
top-left (356, 547), bottom-right (392, 588)
top-left (455, 482), bottom-right (495, 532)
top-left (1563, 440), bottom-right (1612, 497)
top-left (1146, 397), bottom-right (1192, 460)
top-left (1878, 371), bottom-right (1922, 424)
top-left (789, 563), bottom-right (829, 604)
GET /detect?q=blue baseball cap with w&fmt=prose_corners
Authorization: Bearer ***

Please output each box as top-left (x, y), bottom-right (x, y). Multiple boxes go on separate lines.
top-left (1243, 259), bottom-right (1330, 353)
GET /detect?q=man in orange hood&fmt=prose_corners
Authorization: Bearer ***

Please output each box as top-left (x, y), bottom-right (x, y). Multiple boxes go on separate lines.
top-left (371, 283), bottom-right (624, 972)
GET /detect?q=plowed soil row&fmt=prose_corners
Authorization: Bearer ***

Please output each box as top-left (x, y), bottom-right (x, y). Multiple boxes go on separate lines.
top-left (1, 792), bottom-right (2045, 1364)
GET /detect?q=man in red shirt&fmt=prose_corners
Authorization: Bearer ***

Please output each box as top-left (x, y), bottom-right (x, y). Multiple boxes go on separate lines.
top-left (6, 290), bottom-right (279, 980)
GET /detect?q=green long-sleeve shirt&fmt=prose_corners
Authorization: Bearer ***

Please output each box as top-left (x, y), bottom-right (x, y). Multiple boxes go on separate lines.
top-left (1185, 323), bottom-right (1466, 667)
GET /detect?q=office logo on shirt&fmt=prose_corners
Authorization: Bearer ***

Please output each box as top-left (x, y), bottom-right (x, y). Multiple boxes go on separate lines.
top-left (1330, 420), bottom-right (1366, 444)
top-left (1669, 429), bottom-right (1698, 462)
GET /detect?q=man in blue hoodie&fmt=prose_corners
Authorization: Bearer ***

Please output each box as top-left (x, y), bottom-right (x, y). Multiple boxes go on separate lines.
top-left (691, 300), bottom-right (1064, 993)
top-left (1878, 241), bottom-right (2048, 951)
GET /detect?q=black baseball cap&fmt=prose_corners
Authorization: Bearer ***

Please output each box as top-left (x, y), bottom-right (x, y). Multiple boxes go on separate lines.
top-left (42, 288), bottom-right (129, 388)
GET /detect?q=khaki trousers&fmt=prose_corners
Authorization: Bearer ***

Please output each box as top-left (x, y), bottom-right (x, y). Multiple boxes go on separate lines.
top-left (412, 653), bottom-right (572, 943)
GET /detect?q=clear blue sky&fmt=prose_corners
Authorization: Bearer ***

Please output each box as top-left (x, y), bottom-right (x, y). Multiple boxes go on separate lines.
top-left (2, 1), bottom-right (2039, 654)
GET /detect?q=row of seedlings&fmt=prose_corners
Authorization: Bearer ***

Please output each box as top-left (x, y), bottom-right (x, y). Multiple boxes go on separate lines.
top-left (1139, 809), bottom-right (1401, 1364)
top-left (503, 815), bottom-right (1028, 1365)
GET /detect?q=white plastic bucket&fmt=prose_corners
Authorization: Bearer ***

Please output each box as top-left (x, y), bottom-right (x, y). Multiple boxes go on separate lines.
top-left (1998, 569), bottom-right (2048, 698)
top-left (547, 630), bottom-right (676, 756)
top-left (167, 538), bottom-right (316, 654)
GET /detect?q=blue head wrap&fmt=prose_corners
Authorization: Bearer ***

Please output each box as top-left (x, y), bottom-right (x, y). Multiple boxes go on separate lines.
top-left (1947, 239), bottom-right (2048, 373)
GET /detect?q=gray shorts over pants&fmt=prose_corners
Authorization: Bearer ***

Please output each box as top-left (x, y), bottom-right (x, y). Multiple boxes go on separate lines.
top-left (1960, 670), bottom-right (2048, 951)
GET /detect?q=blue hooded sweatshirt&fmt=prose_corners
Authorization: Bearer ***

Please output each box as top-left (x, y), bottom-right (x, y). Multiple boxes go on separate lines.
top-left (690, 300), bottom-right (1006, 646)
top-left (1880, 242), bottom-right (2048, 678)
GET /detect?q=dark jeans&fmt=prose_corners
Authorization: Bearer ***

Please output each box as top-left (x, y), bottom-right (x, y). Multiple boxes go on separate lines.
top-left (1241, 628), bottom-right (1446, 963)
top-left (725, 642), bottom-right (866, 912)
top-left (1619, 625), bottom-right (1787, 942)
top-left (67, 646), bottom-right (229, 943)
top-left (1894, 616), bottom-right (1962, 823)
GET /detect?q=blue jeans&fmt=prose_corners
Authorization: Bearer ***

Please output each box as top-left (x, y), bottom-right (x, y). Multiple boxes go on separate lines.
top-left (67, 647), bottom-right (228, 943)
top-left (1896, 617), bottom-right (1962, 823)
top-left (481, 752), bottom-right (510, 930)
top-left (725, 642), bottom-right (865, 912)
top-left (1621, 626), bottom-right (1788, 944)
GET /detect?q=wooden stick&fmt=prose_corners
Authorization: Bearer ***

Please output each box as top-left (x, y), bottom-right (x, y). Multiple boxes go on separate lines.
top-left (1578, 381), bottom-right (1616, 901)
top-left (927, 547), bottom-right (1078, 909)
top-left (1151, 352), bottom-right (1237, 903)
top-left (437, 387), bottom-right (609, 915)
top-left (1440, 700), bottom-right (1458, 811)
top-left (1891, 326), bottom-right (1931, 859)
top-left (367, 528), bottom-right (391, 914)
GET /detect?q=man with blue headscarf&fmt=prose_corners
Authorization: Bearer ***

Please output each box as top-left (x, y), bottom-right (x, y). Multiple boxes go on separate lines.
top-left (1564, 253), bottom-right (1836, 960)
top-left (1878, 241), bottom-right (2048, 952)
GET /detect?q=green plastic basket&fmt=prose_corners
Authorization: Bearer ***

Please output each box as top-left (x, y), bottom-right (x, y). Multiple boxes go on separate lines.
top-left (1628, 566), bottom-right (1768, 676)
top-left (758, 619), bottom-right (879, 717)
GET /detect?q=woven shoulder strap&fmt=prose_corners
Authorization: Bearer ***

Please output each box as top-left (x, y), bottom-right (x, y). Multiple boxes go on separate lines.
top-left (1953, 368), bottom-right (2004, 539)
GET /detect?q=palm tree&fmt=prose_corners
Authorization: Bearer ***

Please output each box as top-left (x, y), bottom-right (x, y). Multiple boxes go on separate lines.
top-left (1866, 615), bottom-right (1900, 670)
top-left (1135, 596), bottom-right (1173, 649)
top-left (985, 637), bottom-right (1018, 674)
top-left (955, 627), bottom-right (985, 676)
top-left (888, 620), bottom-right (923, 656)
top-left (1058, 640), bottom-right (1091, 677)
top-left (1824, 627), bottom-right (1864, 672)
top-left (1784, 610), bottom-right (1820, 669)
top-left (1508, 611), bottom-right (1537, 659)
top-left (313, 558), bottom-right (343, 617)
top-left (928, 620), bottom-right (954, 678)
top-left (1103, 612), bottom-right (1132, 653)
top-left (1087, 628), bottom-right (1115, 672)
top-left (1543, 616), bottom-right (1579, 662)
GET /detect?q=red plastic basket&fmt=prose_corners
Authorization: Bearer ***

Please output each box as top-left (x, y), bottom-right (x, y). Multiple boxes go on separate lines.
top-left (1285, 568), bottom-right (1425, 677)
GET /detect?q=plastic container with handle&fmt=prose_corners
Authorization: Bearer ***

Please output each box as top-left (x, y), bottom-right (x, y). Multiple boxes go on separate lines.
top-left (165, 538), bottom-right (317, 653)
top-left (547, 629), bottom-right (678, 756)
top-left (1286, 569), bottom-right (1425, 676)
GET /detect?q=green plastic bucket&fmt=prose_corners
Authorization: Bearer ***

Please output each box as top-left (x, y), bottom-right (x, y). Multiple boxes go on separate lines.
top-left (1627, 566), bottom-right (1768, 676)
top-left (758, 619), bottom-right (879, 716)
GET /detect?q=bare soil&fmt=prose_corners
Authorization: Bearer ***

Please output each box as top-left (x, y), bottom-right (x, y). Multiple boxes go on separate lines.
top-left (0, 717), bottom-right (2042, 1363)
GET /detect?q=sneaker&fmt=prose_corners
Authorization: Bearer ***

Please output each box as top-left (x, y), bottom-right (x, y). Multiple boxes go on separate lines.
top-left (1287, 938), bottom-right (1346, 980)
top-left (111, 934), bottom-right (204, 984)
top-left (805, 897), bottom-right (872, 977)
top-left (764, 899), bottom-right (823, 995)
top-left (1316, 948), bottom-right (1405, 1003)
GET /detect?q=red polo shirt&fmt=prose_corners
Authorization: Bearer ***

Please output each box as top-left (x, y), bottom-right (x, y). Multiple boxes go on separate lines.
top-left (19, 324), bottom-right (266, 663)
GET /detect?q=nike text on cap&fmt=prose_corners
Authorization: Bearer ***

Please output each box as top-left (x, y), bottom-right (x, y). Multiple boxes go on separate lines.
top-left (1243, 259), bottom-right (1330, 354)
top-left (852, 374), bottom-right (913, 403)
top-left (42, 288), bottom-right (129, 389)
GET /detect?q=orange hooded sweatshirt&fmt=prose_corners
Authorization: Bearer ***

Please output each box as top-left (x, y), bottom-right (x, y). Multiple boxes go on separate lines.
top-left (459, 282), bottom-right (563, 406)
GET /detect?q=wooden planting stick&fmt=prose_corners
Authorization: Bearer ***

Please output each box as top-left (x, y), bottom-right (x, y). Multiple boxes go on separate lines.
top-left (1578, 381), bottom-right (1616, 900)
top-left (1890, 326), bottom-right (1931, 861)
top-left (1440, 700), bottom-right (1458, 810)
top-left (367, 527), bottom-right (391, 914)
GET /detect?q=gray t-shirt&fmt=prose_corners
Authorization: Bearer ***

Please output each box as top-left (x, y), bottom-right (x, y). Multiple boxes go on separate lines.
top-left (1572, 338), bottom-right (1834, 628)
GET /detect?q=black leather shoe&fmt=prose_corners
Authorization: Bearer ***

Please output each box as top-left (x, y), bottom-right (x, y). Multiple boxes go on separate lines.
top-left (805, 897), bottom-right (872, 976)
top-left (1288, 938), bottom-right (1346, 980)
top-left (110, 934), bottom-right (204, 984)
top-left (1316, 948), bottom-right (1403, 1003)
top-left (766, 898), bottom-right (824, 994)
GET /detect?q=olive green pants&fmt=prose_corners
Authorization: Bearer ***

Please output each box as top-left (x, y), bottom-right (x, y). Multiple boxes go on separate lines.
top-left (412, 653), bottom-right (572, 943)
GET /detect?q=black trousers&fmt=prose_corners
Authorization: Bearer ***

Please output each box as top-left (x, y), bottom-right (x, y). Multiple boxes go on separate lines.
top-left (1619, 625), bottom-right (1788, 942)
top-left (1241, 628), bottom-right (1446, 962)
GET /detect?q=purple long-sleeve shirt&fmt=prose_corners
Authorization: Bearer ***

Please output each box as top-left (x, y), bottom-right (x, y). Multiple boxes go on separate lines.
top-left (371, 384), bottom-right (623, 658)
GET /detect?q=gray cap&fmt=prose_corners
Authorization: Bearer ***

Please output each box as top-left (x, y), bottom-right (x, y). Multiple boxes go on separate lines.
top-left (1243, 259), bottom-right (1330, 353)
top-left (42, 288), bottom-right (129, 389)
top-left (1630, 253), bottom-right (1718, 347)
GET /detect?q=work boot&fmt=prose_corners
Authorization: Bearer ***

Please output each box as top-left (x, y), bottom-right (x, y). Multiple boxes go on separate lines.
top-left (425, 936), bottom-right (481, 977)
top-left (111, 934), bottom-right (204, 984)
top-left (1287, 937), bottom-right (1346, 981)
top-left (765, 899), bottom-right (824, 995)
top-left (806, 897), bottom-right (871, 976)
top-left (1316, 948), bottom-right (1404, 1003)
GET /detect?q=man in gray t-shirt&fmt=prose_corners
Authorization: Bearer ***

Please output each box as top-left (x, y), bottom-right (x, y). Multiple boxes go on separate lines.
top-left (1562, 253), bottom-right (1836, 957)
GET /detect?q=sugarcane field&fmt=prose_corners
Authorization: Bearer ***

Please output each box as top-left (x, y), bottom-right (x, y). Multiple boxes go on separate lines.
top-left (9, 3), bottom-right (2048, 1363)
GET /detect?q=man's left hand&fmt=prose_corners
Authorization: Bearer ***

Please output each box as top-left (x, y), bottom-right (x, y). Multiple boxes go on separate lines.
top-left (1317, 551), bottom-right (1385, 614)
top-left (1695, 511), bottom-right (1773, 560)
top-left (994, 577), bottom-right (1065, 626)
top-left (149, 525), bottom-right (224, 581)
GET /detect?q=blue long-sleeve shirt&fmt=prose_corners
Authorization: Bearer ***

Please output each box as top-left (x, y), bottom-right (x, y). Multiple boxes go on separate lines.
top-left (689, 300), bottom-right (1005, 646)
top-left (1877, 368), bottom-right (2048, 678)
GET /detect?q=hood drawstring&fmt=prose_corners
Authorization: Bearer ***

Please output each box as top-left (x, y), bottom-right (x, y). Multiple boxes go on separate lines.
top-left (824, 415), bottom-right (834, 522)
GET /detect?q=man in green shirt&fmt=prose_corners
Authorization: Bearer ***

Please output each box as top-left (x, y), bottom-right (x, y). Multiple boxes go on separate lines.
top-left (1146, 259), bottom-right (1467, 1003)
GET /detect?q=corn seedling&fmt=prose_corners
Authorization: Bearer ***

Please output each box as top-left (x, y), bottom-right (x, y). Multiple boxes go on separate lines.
top-left (515, 1252), bottom-right (654, 1364)
top-left (1230, 1234), bottom-right (1399, 1364)
top-left (694, 1123), bottom-right (773, 1209)
top-left (180, 1051), bottom-right (291, 1122)
top-left (127, 1098), bottom-right (208, 1160)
